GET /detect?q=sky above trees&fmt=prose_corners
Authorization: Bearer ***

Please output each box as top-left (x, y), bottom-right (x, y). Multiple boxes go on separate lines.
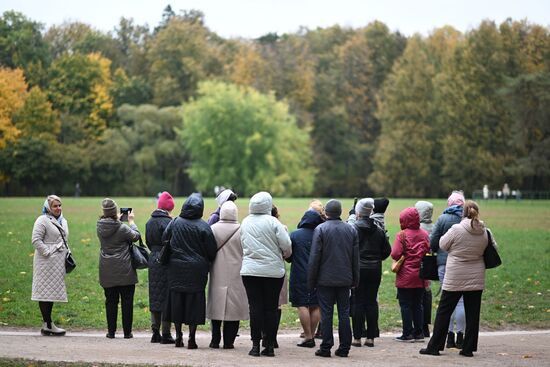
top-left (1, 0), bottom-right (548, 39)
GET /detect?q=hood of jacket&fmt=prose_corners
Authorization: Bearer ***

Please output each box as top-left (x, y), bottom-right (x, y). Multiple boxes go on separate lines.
top-left (179, 193), bottom-right (204, 219)
top-left (415, 201), bottom-right (433, 224)
top-left (297, 209), bottom-right (323, 229)
top-left (220, 201), bottom-right (238, 222)
top-left (399, 207), bottom-right (420, 230)
top-left (249, 191), bottom-right (272, 215)
top-left (97, 218), bottom-right (122, 237)
top-left (354, 217), bottom-right (378, 234)
top-left (443, 204), bottom-right (463, 217)
top-left (151, 209), bottom-right (171, 219)
top-left (460, 218), bottom-right (485, 235)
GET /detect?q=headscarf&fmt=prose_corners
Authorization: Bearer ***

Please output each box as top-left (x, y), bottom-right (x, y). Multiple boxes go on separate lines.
top-left (216, 189), bottom-right (236, 207)
top-left (42, 195), bottom-right (64, 225)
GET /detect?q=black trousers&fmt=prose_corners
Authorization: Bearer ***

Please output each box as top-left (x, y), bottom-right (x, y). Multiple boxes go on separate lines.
top-left (104, 284), bottom-right (135, 335)
top-left (427, 290), bottom-right (483, 354)
top-left (318, 286), bottom-right (352, 353)
top-left (352, 268), bottom-right (381, 339)
top-left (242, 275), bottom-right (284, 345)
top-left (211, 320), bottom-right (240, 346)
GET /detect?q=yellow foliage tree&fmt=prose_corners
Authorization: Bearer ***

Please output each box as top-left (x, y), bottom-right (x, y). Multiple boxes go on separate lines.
top-left (0, 68), bottom-right (27, 149)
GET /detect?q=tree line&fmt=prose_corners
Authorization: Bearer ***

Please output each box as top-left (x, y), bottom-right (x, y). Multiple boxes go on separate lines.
top-left (1, 6), bottom-right (549, 197)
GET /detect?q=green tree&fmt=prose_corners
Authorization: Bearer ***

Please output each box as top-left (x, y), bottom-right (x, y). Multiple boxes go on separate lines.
top-left (179, 81), bottom-right (315, 196)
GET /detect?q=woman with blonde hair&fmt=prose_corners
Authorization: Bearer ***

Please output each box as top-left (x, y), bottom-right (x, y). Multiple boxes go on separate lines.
top-left (32, 195), bottom-right (70, 336)
top-left (420, 200), bottom-right (494, 357)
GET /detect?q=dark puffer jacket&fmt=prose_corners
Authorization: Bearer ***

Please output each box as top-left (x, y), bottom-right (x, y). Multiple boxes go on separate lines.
top-left (353, 217), bottom-right (391, 270)
top-left (289, 210), bottom-right (324, 307)
top-left (308, 218), bottom-right (359, 289)
top-left (145, 209), bottom-right (172, 312)
top-left (162, 194), bottom-right (217, 293)
top-left (430, 205), bottom-right (463, 266)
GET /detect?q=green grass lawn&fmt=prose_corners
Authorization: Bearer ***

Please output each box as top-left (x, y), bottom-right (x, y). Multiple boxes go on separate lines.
top-left (0, 197), bottom-right (548, 332)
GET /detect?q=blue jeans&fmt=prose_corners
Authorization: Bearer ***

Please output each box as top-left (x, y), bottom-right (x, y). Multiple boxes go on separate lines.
top-left (317, 286), bottom-right (352, 353)
top-left (438, 265), bottom-right (465, 332)
top-left (397, 288), bottom-right (424, 337)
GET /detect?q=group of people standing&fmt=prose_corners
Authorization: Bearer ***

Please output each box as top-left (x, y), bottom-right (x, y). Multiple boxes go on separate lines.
top-left (30, 189), bottom-right (495, 359)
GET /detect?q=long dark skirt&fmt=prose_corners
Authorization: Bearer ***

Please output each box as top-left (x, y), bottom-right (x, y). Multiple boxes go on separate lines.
top-left (163, 290), bottom-right (206, 325)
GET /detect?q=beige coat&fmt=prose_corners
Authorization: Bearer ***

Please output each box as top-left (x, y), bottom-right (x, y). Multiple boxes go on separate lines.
top-left (207, 202), bottom-right (249, 321)
top-left (31, 214), bottom-right (69, 302)
top-left (440, 218), bottom-right (487, 292)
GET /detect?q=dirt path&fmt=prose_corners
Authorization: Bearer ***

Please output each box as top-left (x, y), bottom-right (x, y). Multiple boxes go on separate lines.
top-left (0, 328), bottom-right (548, 366)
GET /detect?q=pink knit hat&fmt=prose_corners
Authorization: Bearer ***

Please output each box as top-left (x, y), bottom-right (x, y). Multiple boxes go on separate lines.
top-left (158, 191), bottom-right (175, 211)
top-left (447, 191), bottom-right (465, 207)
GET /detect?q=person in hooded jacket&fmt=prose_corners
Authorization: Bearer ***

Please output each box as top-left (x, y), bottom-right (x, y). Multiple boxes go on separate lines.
top-left (391, 207), bottom-right (430, 342)
top-left (240, 192), bottom-right (292, 357)
top-left (208, 189), bottom-right (237, 225)
top-left (145, 191), bottom-right (175, 344)
top-left (350, 198), bottom-right (391, 348)
top-left (97, 198), bottom-right (141, 339)
top-left (32, 195), bottom-right (69, 336)
top-left (207, 201), bottom-right (248, 349)
top-left (162, 193), bottom-right (218, 349)
top-left (420, 200), bottom-right (492, 357)
top-left (415, 200), bottom-right (434, 338)
top-left (430, 191), bottom-right (465, 348)
top-left (289, 206), bottom-right (324, 348)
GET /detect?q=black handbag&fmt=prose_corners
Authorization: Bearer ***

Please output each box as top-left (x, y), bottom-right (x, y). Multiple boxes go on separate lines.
top-left (130, 237), bottom-right (149, 270)
top-left (484, 229), bottom-right (502, 269)
top-left (419, 252), bottom-right (439, 280)
top-left (56, 224), bottom-right (76, 274)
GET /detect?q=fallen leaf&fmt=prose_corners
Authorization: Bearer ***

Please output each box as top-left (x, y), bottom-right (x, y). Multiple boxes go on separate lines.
top-left (528, 305), bottom-right (534, 309)
top-left (19, 272), bottom-right (26, 275)
top-left (522, 355), bottom-right (532, 359)
top-left (497, 352), bottom-right (509, 356)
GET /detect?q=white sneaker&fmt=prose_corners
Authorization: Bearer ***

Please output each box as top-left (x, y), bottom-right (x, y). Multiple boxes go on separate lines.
top-left (41, 322), bottom-right (66, 336)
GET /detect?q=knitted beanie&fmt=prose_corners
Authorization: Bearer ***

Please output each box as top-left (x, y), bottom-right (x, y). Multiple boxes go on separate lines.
top-left (447, 191), bottom-right (465, 207)
top-left (324, 199), bottom-right (342, 218)
top-left (157, 191), bottom-right (175, 211)
top-left (102, 198), bottom-right (118, 217)
top-left (373, 198), bottom-right (390, 214)
top-left (356, 198), bottom-right (375, 217)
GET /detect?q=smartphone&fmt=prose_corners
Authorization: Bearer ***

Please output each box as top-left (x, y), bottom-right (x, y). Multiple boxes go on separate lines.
top-left (120, 207), bottom-right (132, 222)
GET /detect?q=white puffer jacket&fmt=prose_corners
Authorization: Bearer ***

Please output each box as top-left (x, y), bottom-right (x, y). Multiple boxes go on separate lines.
top-left (240, 192), bottom-right (291, 278)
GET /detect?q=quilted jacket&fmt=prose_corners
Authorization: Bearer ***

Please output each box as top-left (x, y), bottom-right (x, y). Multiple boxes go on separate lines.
top-left (145, 209), bottom-right (172, 312)
top-left (31, 214), bottom-right (69, 302)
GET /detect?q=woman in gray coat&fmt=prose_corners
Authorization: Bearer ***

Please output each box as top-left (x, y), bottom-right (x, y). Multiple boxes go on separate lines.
top-left (31, 195), bottom-right (69, 336)
top-left (97, 198), bottom-right (141, 339)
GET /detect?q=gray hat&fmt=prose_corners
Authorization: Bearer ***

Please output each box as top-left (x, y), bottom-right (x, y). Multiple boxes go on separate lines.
top-left (356, 198), bottom-right (375, 218)
top-left (324, 199), bottom-right (342, 218)
top-left (102, 198), bottom-right (118, 217)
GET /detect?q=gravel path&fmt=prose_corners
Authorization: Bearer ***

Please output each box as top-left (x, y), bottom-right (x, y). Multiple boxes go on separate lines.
top-left (0, 328), bottom-right (548, 366)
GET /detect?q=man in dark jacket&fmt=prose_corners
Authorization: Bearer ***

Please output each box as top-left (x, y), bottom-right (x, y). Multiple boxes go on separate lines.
top-left (162, 193), bottom-right (217, 349)
top-left (308, 199), bottom-right (359, 358)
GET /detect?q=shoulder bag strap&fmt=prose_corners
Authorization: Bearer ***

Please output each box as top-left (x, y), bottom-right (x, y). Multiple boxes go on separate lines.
top-left (54, 222), bottom-right (70, 252)
top-left (216, 226), bottom-right (240, 253)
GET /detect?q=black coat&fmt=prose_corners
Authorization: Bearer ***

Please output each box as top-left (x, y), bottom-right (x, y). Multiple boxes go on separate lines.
top-left (162, 194), bottom-right (217, 293)
top-left (145, 209), bottom-right (171, 312)
top-left (353, 217), bottom-right (391, 270)
top-left (308, 218), bottom-right (359, 289)
top-left (289, 210), bottom-right (323, 307)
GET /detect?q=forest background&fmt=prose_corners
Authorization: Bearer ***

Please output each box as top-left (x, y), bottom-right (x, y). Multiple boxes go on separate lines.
top-left (1, 6), bottom-right (549, 198)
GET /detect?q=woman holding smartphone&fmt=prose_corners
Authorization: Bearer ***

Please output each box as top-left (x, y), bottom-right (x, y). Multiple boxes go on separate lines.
top-left (97, 198), bottom-right (141, 339)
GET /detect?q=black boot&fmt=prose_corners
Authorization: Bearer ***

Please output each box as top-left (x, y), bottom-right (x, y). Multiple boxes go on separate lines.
top-left (446, 331), bottom-right (456, 348)
top-left (161, 333), bottom-right (175, 344)
top-left (249, 341), bottom-right (260, 357)
top-left (456, 332), bottom-right (464, 349)
top-left (261, 342), bottom-right (275, 357)
top-left (151, 329), bottom-right (161, 343)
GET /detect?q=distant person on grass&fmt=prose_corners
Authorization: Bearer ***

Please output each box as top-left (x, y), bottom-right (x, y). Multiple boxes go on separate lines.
top-left (430, 190), bottom-right (466, 348)
top-left (421, 200), bottom-right (495, 357)
top-left (32, 195), bottom-right (69, 336)
top-left (308, 199), bottom-right (359, 358)
top-left (161, 193), bottom-right (217, 349)
top-left (145, 191), bottom-right (176, 344)
top-left (97, 198), bottom-right (141, 339)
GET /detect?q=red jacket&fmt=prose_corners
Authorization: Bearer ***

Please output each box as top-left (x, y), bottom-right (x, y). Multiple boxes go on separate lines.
top-left (391, 207), bottom-right (430, 288)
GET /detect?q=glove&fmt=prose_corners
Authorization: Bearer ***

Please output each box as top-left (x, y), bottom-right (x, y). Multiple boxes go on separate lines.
top-left (349, 207), bottom-right (355, 215)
